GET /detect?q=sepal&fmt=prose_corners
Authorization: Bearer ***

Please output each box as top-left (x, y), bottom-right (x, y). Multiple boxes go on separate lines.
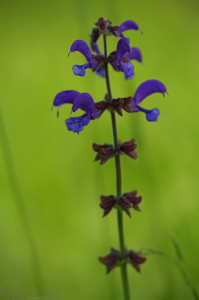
top-left (120, 138), bottom-right (138, 160)
top-left (92, 143), bottom-right (115, 164)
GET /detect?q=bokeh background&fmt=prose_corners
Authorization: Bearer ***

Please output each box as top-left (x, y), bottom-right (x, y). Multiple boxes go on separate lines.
top-left (0, 0), bottom-right (199, 299)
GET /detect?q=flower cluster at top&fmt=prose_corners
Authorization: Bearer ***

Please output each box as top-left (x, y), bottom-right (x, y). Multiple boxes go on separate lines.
top-left (53, 17), bottom-right (167, 134)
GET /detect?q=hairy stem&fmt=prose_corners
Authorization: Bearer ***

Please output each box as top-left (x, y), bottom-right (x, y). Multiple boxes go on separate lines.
top-left (103, 34), bottom-right (131, 300)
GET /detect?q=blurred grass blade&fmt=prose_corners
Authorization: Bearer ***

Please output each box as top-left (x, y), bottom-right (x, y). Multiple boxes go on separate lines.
top-left (0, 110), bottom-right (44, 296)
top-left (171, 236), bottom-right (184, 262)
top-left (171, 237), bottom-right (198, 300)
top-left (143, 247), bottom-right (170, 258)
top-left (144, 245), bottom-right (198, 300)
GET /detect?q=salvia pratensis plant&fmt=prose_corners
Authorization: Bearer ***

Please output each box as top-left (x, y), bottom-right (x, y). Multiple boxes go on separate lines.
top-left (53, 17), bottom-right (167, 300)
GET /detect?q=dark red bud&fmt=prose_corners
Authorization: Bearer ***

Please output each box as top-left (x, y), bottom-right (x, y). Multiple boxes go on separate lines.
top-left (97, 17), bottom-right (112, 34)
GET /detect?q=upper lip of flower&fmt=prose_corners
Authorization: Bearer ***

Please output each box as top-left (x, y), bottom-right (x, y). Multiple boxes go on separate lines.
top-left (114, 20), bottom-right (140, 37)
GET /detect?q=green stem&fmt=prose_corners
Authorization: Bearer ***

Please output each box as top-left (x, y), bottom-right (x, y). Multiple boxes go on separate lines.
top-left (0, 110), bottom-right (44, 296)
top-left (103, 34), bottom-right (131, 300)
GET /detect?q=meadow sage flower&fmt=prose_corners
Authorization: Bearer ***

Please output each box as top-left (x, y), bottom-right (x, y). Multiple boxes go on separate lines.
top-left (54, 17), bottom-right (166, 296)
top-left (93, 38), bottom-right (142, 79)
top-left (70, 38), bottom-right (141, 80)
top-left (53, 91), bottom-right (99, 134)
top-left (69, 40), bottom-right (103, 76)
top-left (122, 80), bottom-right (167, 121)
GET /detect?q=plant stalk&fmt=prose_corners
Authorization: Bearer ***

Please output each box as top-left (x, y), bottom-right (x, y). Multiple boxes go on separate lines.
top-left (103, 34), bottom-right (131, 300)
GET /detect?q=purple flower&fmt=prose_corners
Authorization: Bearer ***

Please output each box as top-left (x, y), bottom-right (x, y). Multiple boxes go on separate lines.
top-left (108, 39), bottom-right (142, 80)
top-left (123, 80), bottom-right (167, 121)
top-left (89, 18), bottom-right (141, 79)
top-left (53, 90), bottom-right (99, 134)
top-left (114, 39), bottom-right (134, 80)
top-left (94, 44), bottom-right (142, 79)
top-left (69, 40), bottom-right (103, 76)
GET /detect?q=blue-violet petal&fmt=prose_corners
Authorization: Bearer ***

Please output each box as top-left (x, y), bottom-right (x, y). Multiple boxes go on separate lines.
top-left (65, 115), bottom-right (91, 134)
top-left (70, 40), bottom-right (93, 63)
top-left (53, 90), bottom-right (80, 107)
top-left (133, 80), bottom-right (167, 105)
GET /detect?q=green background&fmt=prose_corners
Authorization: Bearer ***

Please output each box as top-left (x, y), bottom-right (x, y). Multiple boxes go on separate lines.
top-left (0, 0), bottom-right (199, 299)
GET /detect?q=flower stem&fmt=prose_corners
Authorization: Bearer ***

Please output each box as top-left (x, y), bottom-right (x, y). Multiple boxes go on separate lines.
top-left (103, 34), bottom-right (131, 300)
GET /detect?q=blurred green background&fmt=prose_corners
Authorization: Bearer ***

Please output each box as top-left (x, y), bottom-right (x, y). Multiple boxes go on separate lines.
top-left (0, 0), bottom-right (199, 299)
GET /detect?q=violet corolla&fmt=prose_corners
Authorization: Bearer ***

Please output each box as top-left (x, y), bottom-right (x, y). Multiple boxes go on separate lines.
top-left (53, 90), bottom-right (99, 134)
